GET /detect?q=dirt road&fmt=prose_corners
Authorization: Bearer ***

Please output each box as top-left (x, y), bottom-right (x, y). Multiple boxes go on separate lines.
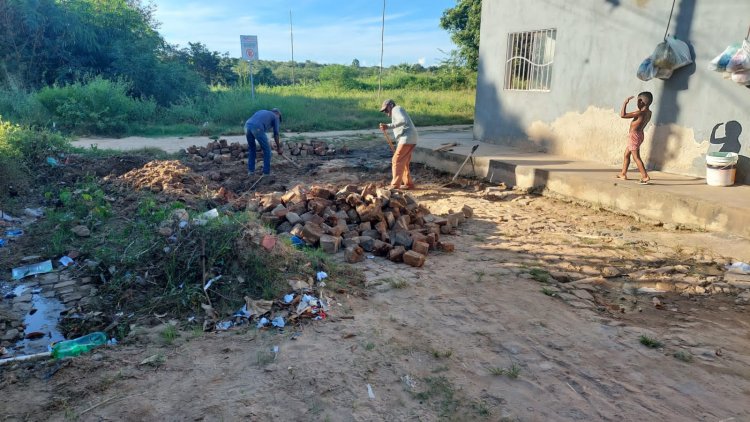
top-left (73, 125), bottom-right (473, 153)
top-left (2, 134), bottom-right (749, 421)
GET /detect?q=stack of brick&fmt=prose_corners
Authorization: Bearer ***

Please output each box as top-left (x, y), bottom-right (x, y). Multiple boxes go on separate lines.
top-left (247, 184), bottom-right (472, 268)
top-left (187, 139), bottom-right (248, 163)
top-left (186, 138), bottom-right (346, 162)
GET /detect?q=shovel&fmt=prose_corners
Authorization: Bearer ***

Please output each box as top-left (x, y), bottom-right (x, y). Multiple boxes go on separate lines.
top-left (249, 174), bottom-right (264, 190)
top-left (443, 144), bottom-right (479, 187)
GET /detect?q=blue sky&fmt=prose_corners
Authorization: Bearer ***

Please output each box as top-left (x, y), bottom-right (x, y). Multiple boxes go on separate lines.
top-left (152, 0), bottom-right (458, 66)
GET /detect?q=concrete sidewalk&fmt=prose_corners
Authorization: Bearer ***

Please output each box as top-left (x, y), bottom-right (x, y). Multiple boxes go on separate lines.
top-left (415, 128), bottom-right (750, 240)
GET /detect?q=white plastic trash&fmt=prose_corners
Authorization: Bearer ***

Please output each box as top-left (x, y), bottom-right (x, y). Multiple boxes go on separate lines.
top-left (705, 152), bottom-right (739, 186)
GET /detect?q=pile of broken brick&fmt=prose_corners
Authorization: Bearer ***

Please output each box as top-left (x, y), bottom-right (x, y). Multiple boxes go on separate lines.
top-left (186, 138), bottom-right (346, 163)
top-left (248, 183), bottom-right (472, 267)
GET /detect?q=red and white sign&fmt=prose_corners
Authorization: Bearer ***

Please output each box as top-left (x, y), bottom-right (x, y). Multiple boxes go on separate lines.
top-left (240, 35), bottom-right (258, 61)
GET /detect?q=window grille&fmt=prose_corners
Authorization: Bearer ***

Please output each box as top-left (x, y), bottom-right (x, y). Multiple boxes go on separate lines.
top-left (504, 29), bottom-right (556, 91)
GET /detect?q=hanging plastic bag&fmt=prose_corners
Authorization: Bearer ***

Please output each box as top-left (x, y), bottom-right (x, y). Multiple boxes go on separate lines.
top-left (726, 40), bottom-right (750, 72)
top-left (731, 69), bottom-right (750, 85)
top-left (708, 43), bottom-right (741, 72)
top-left (637, 57), bottom-right (658, 81)
top-left (655, 66), bottom-right (673, 80)
top-left (652, 36), bottom-right (692, 70)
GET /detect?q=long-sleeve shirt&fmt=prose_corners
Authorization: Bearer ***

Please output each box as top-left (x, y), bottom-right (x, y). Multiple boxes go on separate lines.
top-left (245, 110), bottom-right (280, 138)
top-left (386, 105), bottom-right (418, 145)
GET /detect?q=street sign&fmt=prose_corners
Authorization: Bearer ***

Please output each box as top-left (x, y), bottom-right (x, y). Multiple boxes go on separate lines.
top-left (240, 35), bottom-right (258, 61)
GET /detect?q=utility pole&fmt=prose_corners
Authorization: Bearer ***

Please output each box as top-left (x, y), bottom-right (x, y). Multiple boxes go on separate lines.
top-left (290, 10), bottom-right (295, 85)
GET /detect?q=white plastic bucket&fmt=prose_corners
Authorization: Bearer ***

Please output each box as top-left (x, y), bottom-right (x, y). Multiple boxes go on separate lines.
top-left (706, 152), bottom-right (738, 186)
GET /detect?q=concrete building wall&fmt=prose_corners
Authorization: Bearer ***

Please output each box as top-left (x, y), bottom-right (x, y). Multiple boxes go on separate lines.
top-left (475, 0), bottom-right (750, 183)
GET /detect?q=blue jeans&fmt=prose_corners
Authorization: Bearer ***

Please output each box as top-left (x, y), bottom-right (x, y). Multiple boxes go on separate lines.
top-left (245, 125), bottom-right (271, 175)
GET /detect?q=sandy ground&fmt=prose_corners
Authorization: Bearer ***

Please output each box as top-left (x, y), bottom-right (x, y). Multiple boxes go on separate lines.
top-left (1, 134), bottom-right (749, 421)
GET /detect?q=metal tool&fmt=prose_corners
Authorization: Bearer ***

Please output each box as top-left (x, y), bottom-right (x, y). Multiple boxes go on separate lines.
top-left (280, 153), bottom-right (301, 168)
top-left (380, 128), bottom-right (395, 153)
top-left (249, 174), bottom-right (264, 190)
top-left (444, 144), bottom-right (479, 187)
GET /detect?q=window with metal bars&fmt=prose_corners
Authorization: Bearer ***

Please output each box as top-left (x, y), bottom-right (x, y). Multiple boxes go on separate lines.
top-left (504, 29), bottom-right (557, 91)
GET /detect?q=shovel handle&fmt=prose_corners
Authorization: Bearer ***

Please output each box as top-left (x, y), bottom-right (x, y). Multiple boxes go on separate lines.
top-left (381, 128), bottom-right (395, 153)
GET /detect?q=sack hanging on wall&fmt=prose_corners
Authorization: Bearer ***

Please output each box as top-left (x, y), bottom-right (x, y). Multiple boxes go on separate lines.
top-left (652, 36), bottom-right (693, 71)
top-left (730, 69), bottom-right (750, 85)
top-left (637, 57), bottom-right (657, 81)
top-left (636, 36), bottom-right (691, 81)
top-left (726, 40), bottom-right (750, 73)
top-left (708, 43), bottom-right (741, 72)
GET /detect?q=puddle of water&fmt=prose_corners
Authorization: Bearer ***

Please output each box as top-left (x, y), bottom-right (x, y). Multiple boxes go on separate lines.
top-left (1, 281), bottom-right (66, 355)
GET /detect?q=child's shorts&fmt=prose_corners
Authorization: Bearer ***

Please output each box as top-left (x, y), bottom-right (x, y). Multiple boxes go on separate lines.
top-left (628, 131), bottom-right (644, 151)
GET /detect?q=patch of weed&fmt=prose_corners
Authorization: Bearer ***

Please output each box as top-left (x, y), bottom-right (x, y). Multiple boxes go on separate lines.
top-left (673, 350), bottom-right (693, 362)
top-left (365, 342), bottom-right (375, 351)
top-left (487, 363), bottom-right (521, 379)
top-left (256, 350), bottom-right (275, 366)
top-left (161, 325), bottom-right (179, 345)
top-left (388, 278), bottom-right (408, 289)
top-left (529, 268), bottom-right (550, 283)
top-left (639, 335), bottom-right (663, 349)
top-left (413, 376), bottom-right (460, 417)
top-left (431, 349), bottom-right (453, 359)
top-left (541, 287), bottom-right (557, 297)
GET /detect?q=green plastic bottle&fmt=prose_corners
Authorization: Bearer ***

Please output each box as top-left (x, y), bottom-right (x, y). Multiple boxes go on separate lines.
top-left (51, 332), bottom-right (108, 359)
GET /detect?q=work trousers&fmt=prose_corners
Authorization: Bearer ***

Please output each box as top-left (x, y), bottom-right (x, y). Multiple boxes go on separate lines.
top-left (245, 125), bottom-right (271, 175)
top-left (390, 144), bottom-right (415, 187)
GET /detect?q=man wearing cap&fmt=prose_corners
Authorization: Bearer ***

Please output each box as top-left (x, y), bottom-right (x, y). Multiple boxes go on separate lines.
top-left (379, 99), bottom-right (419, 189)
top-left (244, 108), bottom-right (283, 177)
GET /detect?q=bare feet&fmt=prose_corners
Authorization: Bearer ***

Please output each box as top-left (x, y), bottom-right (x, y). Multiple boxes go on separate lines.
top-left (615, 173), bottom-right (628, 180)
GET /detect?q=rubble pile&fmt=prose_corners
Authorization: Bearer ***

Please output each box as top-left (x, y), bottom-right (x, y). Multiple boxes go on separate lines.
top-left (248, 183), bottom-right (471, 267)
top-left (185, 138), bottom-right (347, 163)
top-left (112, 160), bottom-right (204, 195)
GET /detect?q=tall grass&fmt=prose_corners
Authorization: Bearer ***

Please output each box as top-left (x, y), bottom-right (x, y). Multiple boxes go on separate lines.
top-left (0, 79), bottom-right (475, 137)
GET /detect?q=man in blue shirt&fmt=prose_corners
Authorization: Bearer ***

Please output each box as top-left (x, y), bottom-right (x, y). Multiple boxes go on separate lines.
top-left (244, 108), bottom-right (283, 176)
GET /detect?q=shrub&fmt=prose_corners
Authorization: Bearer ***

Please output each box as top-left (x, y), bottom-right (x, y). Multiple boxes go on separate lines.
top-left (319, 65), bottom-right (362, 89)
top-left (0, 116), bottom-right (72, 195)
top-left (35, 77), bottom-right (157, 136)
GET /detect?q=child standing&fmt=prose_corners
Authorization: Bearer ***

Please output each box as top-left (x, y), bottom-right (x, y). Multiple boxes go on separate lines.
top-left (617, 92), bottom-right (653, 184)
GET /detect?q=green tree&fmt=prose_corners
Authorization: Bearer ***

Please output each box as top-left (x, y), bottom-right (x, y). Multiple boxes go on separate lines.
top-left (439, 0), bottom-right (482, 71)
top-left (351, 58), bottom-right (360, 68)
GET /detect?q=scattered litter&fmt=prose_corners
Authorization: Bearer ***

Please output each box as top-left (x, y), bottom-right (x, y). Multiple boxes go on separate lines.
top-left (283, 294), bottom-right (295, 304)
top-left (204, 275), bottom-right (222, 290)
top-left (178, 220), bottom-right (188, 229)
top-left (271, 316), bottom-right (285, 327)
top-left (0, 211), bottom-right (20, 222)
top-left (316, 271), bottom-right (328, 282)
top-left (288, 279), bottom-right (311, 290)
top-left (637, 287), bottom-right (667, 294)
top-left (3, 292), bottom-right (16, 299)
top-left (58, 256), bottom-right (74, 267)
top-left (290, 235), bottom-right (304, 248)
top-left (23, 208), bottom-right (44, 218)
top-left (12, 260), bottom-right (53, 280)
top-left (194, 208), bottom-right (219, 225)
top-left (5, 229), bottom-right (23, 238)
top-left (46, 157), bottom-right (59, 167)
top-left (31, 288), bottom-right (42, 294)
top-left (726, 262), bottom-right (750, 274)
top-left (0, 239), bottom-right (5, 247)
top-left (402, 375), bottom-right (418, 390)
top-left (51, 331), bottom-right (108, 359)
top-left (215, 321), bottom-right (233, 331)
top-left (256, 317), bottom-right (269, 328)
top-left (366, 255), bottom-right (375, 259)
top-left (367, 384), bottom-right (375, 399)
top-left (234, 304), bottom-right (251, 318)
top-left (107, 338), bottom-right (118, 346)
top-left (272, 345), bottom-right (279, 360)
top-left (187, 316), bottom-right (196, 323)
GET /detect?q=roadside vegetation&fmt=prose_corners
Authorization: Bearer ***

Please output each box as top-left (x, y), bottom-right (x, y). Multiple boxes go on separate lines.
top-left (0, 0), bottom-right (476, 138)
